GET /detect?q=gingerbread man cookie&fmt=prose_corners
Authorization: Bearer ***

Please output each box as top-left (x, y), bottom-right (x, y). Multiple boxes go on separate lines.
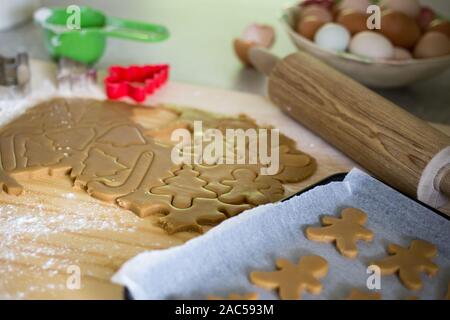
top-left (346, 289), bottom-right (381, 300)
top-left (250, 256), bottom-right (328, 300)
top-left (372, 240), bottom-right (438, 291)
top-left (305, 208), bottom-right (374, 258)
top-left (208, 293), bottom-right (259, 300)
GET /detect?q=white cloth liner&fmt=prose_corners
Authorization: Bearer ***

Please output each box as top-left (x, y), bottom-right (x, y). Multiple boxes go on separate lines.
top-left (112, 169), bottom-right (450, 300)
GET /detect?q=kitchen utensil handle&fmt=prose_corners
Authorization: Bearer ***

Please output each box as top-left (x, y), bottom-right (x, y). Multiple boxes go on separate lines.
top-left (249, 47), bottom-right (280, 76)
top-left (436, 166), bottom-right (450, 197)
top-left (105, 17), bottom-right (169, 42)
top-left (263, 51), bottom-right (450, 204)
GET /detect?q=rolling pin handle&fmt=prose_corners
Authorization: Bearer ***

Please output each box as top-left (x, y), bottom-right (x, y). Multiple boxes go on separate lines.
top-left (248, 47), bottom-right (280, 77)
top-left (435, 165), bottom-right (450, 198)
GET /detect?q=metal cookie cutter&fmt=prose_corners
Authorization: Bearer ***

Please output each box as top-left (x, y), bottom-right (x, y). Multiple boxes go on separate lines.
top-left (57, 57), bottom-right (98, 92)
top-left (0, 52), bottom-right (31, 99)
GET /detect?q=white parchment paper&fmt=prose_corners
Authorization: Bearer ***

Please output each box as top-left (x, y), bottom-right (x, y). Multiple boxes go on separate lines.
top-left (113, 169), bottom-right (450, 300)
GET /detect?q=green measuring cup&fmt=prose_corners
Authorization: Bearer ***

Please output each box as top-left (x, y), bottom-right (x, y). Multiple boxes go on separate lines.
top-left (34, 6), bottom-right (169, 65)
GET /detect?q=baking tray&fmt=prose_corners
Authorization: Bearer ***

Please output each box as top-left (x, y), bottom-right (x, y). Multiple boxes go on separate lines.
top-left (123, 171), bottom-right (449, 299)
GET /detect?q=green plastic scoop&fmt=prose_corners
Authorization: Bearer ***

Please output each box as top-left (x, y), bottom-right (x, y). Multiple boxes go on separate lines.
top-left (34, 6), bottom-right (169, 65)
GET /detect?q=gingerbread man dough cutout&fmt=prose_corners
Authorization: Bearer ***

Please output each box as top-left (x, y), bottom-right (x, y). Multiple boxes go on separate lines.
top-left (372, 239), bottom-right (438, 291)
top-left (346, 289), bottom-right (381, 300)
top-left (250, 256), bottom-right (328, 300)
top-left (208, 293), bottom-right (259, 300)
top-left (305, 208), bottom-right (374, 258)
top-left (219, 168), bottom-right (272, 205)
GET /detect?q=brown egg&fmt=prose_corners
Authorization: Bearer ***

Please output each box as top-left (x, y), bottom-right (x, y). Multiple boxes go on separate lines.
top-left (300, 4), bottom-right (333, 22)
top-left (233, 39), bottom-right (257, 66)
top-left (297, 16), bottom-right (325, 40)
top-left (380, 10), bottom-right (421, 49)
top-left (414, 32), bottom-right (450, 59)
top-left (233, 24), bottom-right (275, 67)
top-left (241, 24), bottom-right (275, 48)
top-left (428, 19), bottom-right (450, 38)
top-left (331, 3), bottom-right (341, 19)
top-left (380, 0), bottom-right (421, 19)
top-left (336, 10), bottom-right (368, 35)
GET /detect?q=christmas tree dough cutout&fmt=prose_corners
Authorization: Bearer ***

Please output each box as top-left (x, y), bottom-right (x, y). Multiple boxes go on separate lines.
top-left (208, 293), bottom-right (259, 300)
top-left (372, 239), bottom-right (438, 291)
top-left (151, 165), bottom-right (216, 208)
top-left (305, 208), bottom-right (374, 258)
top-left (346, 289), bottom-right (381, 300)
top-left (250, 256), bottom-right (328, 300)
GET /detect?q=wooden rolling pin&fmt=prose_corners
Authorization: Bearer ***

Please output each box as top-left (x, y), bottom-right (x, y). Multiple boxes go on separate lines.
top-left (250, 48), bottom-right (450, 209)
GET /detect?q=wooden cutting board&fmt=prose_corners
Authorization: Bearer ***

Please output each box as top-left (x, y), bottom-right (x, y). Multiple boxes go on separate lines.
top-left (0, 60), bottom-right (448, 299)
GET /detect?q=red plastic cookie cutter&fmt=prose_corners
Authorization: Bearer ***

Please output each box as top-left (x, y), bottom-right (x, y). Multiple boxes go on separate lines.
top-left (104, 64), bottom-right (169, 102)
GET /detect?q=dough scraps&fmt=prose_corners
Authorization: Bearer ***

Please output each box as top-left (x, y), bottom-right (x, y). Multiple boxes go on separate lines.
top-left (372, 240), bottom-right (438, 291)
top-left (0, 98), bottom-right (317, 233)
top-left (305, 208), bottom-right (374, 258)
top-left (249, 256), bottom-right (328, 300)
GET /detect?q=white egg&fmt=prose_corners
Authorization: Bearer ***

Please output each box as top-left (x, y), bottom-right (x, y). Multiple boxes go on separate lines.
top-left (314, 23), bottom-right (351, 51)
top-left (349, 31), bottom-right (395, 59)
top-left (392, 47), bottom-right (413, 60)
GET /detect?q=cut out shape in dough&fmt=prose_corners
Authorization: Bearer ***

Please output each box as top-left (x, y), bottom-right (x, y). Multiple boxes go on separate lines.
top-left (46, 127), bottom-right (95, 150)
top-left (151, 165), bottom-right (217, 209)
top-left (208, 293), bottom-right (259, 300)
top-left (0, 98), bottom-right (317, 233)
top-left (273, 145), bottom-right (316, 183)
top-left (249, 256), bottom-right (328, 300)
top-left (220, 169), bottom-right (272, 205)
top-left (159, 198), bottom-right (250, 234)
top-left (305, 208), bottom-right (374, 259)
top-left (346, 289), bottom-right (381, 300)
top-left (81, 148), bottom-right (127, 178)
top-left (372, 240), bottom-right (438, 291)
top-left (97, 125), bottom-right (146, 147)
